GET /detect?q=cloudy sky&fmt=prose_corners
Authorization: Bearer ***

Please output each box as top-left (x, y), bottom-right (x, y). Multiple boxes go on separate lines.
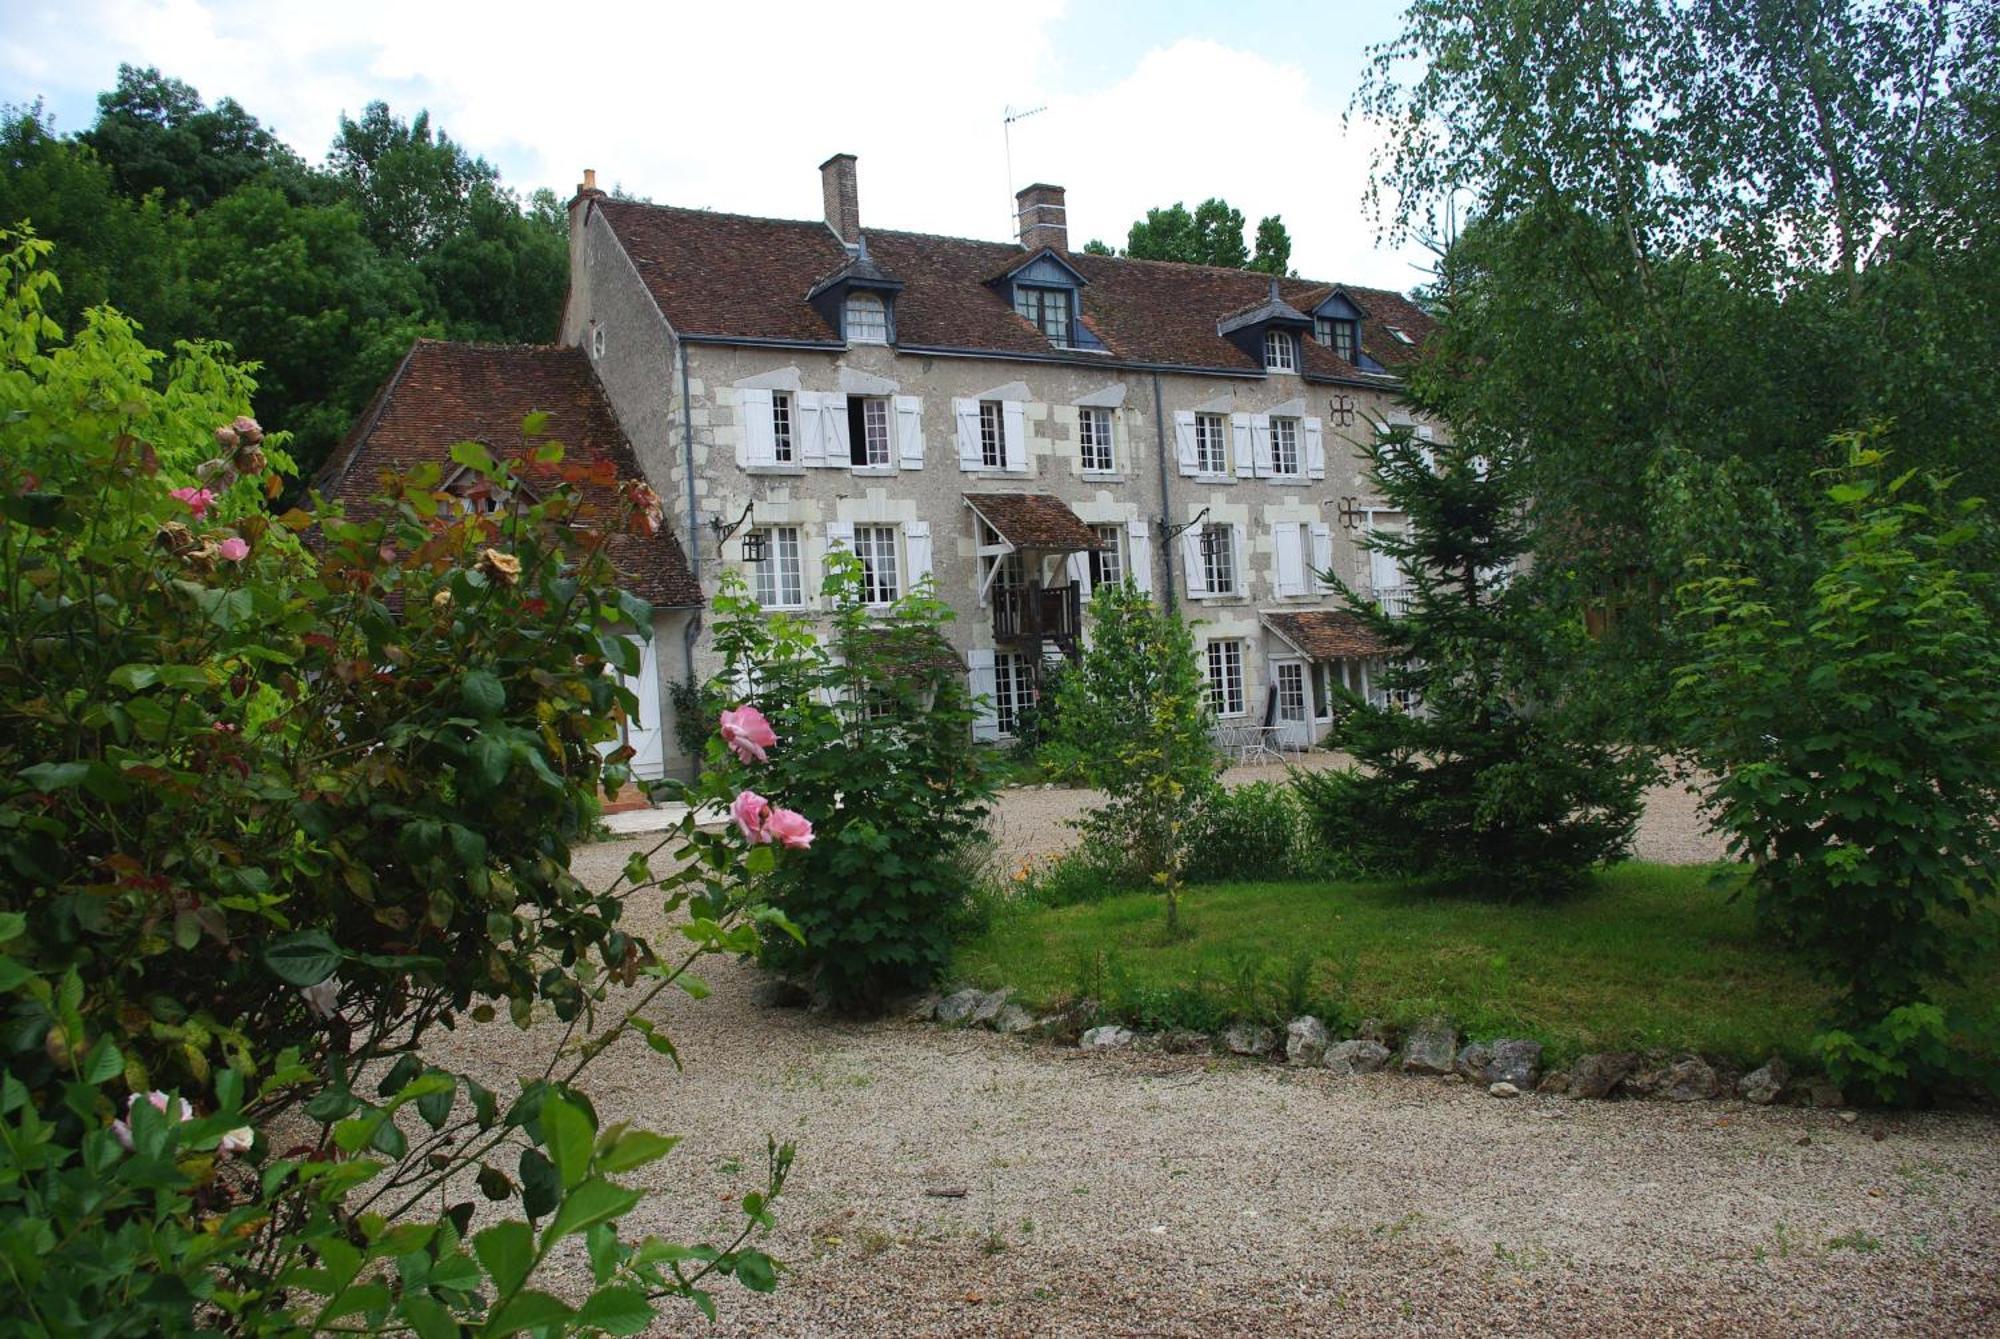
top-left (3, 0), bottom-right (1435, 290)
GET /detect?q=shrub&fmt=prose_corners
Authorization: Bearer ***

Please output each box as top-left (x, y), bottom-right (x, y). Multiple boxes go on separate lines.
top-left (709, 556), bottom-right (996, 1010)
top-left (1181, 781), bottom-right (1311, 884)
top-left (1048, 583), bottom-right (1219, 935)
top-left (1320, 428), bottom-right (1652, 895)
top-left (1675, 437), bottom-right (2000, 1099)
top-left (0, 231), bottom-right (801, 1331)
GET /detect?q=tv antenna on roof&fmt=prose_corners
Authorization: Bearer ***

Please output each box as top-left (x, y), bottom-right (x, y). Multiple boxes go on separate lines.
top-left (1003, 103), bottom-right (1047, 230)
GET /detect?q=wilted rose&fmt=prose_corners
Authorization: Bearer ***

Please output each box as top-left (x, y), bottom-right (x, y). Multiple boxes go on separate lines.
top-left (477, 548), bottom-right (522, 585)
top-left (232, 415), bottom-right (263, 446)
top-left (215, 425), bottom-right (239, 450)
top-left (217, 1126), bottom-right (255, 1158)
top-left (300, 979), bottom-right (340, 1019)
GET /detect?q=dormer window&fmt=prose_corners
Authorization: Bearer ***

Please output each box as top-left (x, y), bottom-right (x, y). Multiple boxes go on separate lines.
top-left (1014, 285), bottom-right (1072, 347)
top-left (1316, 316), bottom-right (1359, 363)
top-left (1385, 325), bottom-right (1415, 345)
top-left (845, 292), bottom-right (888, 344)
top-left (1264, 330), bottom-right (1297, 372)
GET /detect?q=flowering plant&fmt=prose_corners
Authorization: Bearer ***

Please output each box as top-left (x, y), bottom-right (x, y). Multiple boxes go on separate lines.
top-left (0, 232), bottom-right (804, 1332)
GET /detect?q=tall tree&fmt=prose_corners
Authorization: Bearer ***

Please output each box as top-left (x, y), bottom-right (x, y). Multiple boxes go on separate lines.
top-left (1248, 214), bottom-right (1293, 275)
top-left (1121, 196), bottom-right (1288, 270)
top-left (327, 102), bottom-right (499, 261)
top-left (81, 64), bottom-right (307, 209)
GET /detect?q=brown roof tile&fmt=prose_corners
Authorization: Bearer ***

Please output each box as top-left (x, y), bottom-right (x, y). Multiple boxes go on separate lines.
top-left (315, 340), bottom-right (703, 610)
top-left (592, 199), bottom-right (1432, 379)
top-left (964, 493), bottom-right (1104, 551)
top-left (1263, 610), bottom-right (1387, 660)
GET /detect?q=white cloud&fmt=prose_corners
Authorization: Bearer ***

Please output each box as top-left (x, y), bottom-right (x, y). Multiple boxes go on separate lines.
top-left (2, 0), bottom-right (1430, 289)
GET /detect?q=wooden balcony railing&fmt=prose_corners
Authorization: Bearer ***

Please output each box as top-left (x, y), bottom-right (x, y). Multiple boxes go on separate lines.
top-left (993, 582), bottom-right (1082, 644)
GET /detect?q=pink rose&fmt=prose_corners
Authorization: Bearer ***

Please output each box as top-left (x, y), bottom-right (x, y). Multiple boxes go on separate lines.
top-left (168, 487), bottom-right (216, 520)
top-left (218, 1126), bottom-right (255, 1158)
top-left (731, 790), bottom-right (773, 844)
top-left (763, 807), bottom-right (814, 850)
top-left (217, 536), bottom-right (249, 562)
top-left (300, 980), bottom-right (340, 1019)
top-left (719, 705), bottom-right (777, 764)
top-left (111, 1090), bottom-right (195, 1150)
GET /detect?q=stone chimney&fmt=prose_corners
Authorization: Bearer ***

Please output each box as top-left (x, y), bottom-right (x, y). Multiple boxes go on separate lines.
top-left (820, 153), bottom-right (860, 245)
top-left (1016, 183), bottom-right (1068, 253)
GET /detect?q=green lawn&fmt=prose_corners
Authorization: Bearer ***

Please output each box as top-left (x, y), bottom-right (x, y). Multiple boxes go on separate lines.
top-left (956, 864), bottom-right (1854, 1068)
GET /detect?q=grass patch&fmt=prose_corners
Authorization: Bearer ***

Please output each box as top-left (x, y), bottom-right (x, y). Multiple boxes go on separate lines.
top-left (955, 863), bottom-right (1859, 1067)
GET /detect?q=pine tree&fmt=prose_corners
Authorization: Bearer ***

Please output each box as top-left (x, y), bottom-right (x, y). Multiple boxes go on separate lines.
top-left (1306, 428), bottom-right (1651, 894)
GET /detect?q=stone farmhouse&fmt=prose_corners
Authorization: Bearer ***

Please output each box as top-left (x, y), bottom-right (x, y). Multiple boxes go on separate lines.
top-left (321, 155), bottom-right (1438, 783)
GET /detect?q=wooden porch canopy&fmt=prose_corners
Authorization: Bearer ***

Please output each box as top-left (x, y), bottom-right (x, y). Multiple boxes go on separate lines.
top-left (964, 492), bottom-right (1102, 602)
top-left (1261, 610), bottom-right (1388, 660)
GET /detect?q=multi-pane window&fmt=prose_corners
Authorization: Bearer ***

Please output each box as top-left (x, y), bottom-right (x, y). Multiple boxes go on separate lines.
top-left (1275, 661), bottom-right (1307, 722)
top-left (1013, 286), bottom-right (1071, 346)
top-left (847, 396), bottom-right (890, 467)
top-left (979, 400), bottom-right (1004, 468)
top-left (1264, 330), bottom-right (1297, 372)
top-left (771, 392), bottom-right (794, 464)
top-left (845, 293), bottom-right (888, 344)
top-left (1202, 523), bottom-right (1237, 595)
top-left (1195, 413), bottom-right (1228, 474)
top-left (1270, 416), bottom-right (1300, 476)
top-left (1316, 316), bottom-right (1358, 362)
top-left (751, 526), bottom-right (802, 608)
top-left (853, 524), bottom-right (900, 604)
top-left (1079, 407), bottom-right (1114, 472)
top-left (993, 652), bottom-right (1035, 735)
top-left (1205, 640), bottom-right (1246, 717)
top-left (1088, 524), bottom-right (1124, 588)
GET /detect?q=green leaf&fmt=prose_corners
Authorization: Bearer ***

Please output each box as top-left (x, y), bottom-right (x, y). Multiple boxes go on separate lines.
top-left (597, 1129), bottom-right (680, 1175)
top-left (416, 1074), bottom-right (455, 1130)
top-left (398, 1295), bottom-right (458, 1339)
top-left (483, 1289), bottom-right (572, 1337)
top-left (543, 1177), bottom-right (641, 1245)
top-left (518, 1148), bottom-right (559, 1221)
top-left (733, 1248), bottom-right (779, 1293)
top-left (471, 1220), bottom-right (534, 1296)
top-left (19, 761), bottom-right (90, 792)
top-left (449, 439), bottom-right (497, 475)
top-left (472, 734), bottom-right (511, 788)
top-left (476, 1164), bottom-right (513, 1202)
top-left (264, 930), bottom-right (341, 986)
top-left (81, 1036), bottom-right (123, 1084)
top-left (461, 670), bottom-right (506, 718)
top-left (573, 1286), bottom-right (653, 1335)
top-left (540, 1096), bottom-right (595, 1192)
top-left (0, 913), bottom-right (23, 944)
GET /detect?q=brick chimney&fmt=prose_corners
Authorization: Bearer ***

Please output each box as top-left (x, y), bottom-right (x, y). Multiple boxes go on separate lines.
top-left (1016, 183), bottom-right (1068, 253)
top-left (820, 153), bottom-right (860, 245)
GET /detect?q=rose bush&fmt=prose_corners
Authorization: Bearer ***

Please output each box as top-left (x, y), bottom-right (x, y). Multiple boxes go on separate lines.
top-left (0, 230), bottom-right (805, 1332)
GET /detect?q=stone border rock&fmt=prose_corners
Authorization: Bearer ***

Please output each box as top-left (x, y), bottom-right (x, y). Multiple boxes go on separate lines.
top-left (916, 991), bottom-right (1846, 1110)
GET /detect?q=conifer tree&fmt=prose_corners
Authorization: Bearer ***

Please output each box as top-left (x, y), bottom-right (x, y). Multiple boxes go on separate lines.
top-left (1306, 428), bottom-right (1651, 894)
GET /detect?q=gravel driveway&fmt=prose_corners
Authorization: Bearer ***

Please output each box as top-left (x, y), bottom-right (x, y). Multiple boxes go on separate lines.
top-left (990, 752), bottom-right (1730, 868)
top-left (421, 836), bottom-right (1996, 1337)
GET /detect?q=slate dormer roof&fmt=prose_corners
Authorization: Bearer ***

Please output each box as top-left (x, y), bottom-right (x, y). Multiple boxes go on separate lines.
top-left (806, 234), bottom-right (904, 301)
top-left (589, 197), bottom-right (1430, 382)
top-left (1216, 278), bottom-right (1314, 336)
top-left (315, 339), bottom-right (703, 610)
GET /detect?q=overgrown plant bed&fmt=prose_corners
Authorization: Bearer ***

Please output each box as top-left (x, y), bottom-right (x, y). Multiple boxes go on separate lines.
top-left (951, 864), bottom-right (2000, 1076)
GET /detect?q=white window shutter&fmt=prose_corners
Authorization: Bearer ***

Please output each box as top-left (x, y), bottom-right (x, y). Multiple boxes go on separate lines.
top-left (824, 393), bottom-right (852, 466)
top-left (1128, 519), bottom-right (1153, 595)
top-left (1304, 416), bottom-right (1326, 481)
top-left (894, 395), bottom-right (924, 469)
top-left (1174, 410), bottom-right (1198, 476)
top-left (1231, 412), bottom-right (1254, 477)
top-left (1250, 413), bottom-right (1273, 478)
top-left (1181, 527), bottom-right (1208, 598)
top-left (1310, 522), bottom-right (1335, 593)
top-left (954, 397), bottom-right (982, 470)
top-left (1231, 525), bottom-right (1247, 597)
top-left (1067, 549), bottom-right (1090, 596)
top-left (797, 390), bottom-right (828, 467)
top-left (967, 649), bottom-right (1000, 742)
top-left (739, 387), bottom-right (775, 467)
top-left (1003, 400), bottom-right (1027, 473)
top-left (1274, 522), bottom-right (1306, 597)
top-left (905, 519), bottom-right (933, 589)
top-left (825, 519), bottom-right (854, 552)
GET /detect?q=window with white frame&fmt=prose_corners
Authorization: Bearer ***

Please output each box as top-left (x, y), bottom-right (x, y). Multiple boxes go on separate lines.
top-left (1316, 316), bottom-right (1358, 362)
top-left (853, 524), bottom-right (900, 604)
top-left (1205, 640), bottom-right (1246, 717)
top-left (1385, 325), bottom-right (1414, 345)
top-left (1202, 523), bottom-right (1237, 595)
top-left (1270, 416), bottom-right (1301, 476)
top-left (1088, 524), bottom-right (1124, 588)
top-left (993, 651), bottom-right (1036, 735)
top-left (770, 392), bottom-right (794, 464)
top-left (1078, 407), bottom-right (1114, 472)
top-left (751, 526), bottom-right (803, 608)
top-left (1264, 329), bottom-right (1297, 372)
top-left (1013, 286), bottom-right (1071, 346)
top-left (844, 292), bottom-right (888, 344)
top-left (1194, 413), bottom-right (1228, 475)
top-left (979, 400), bottom-right (1005, 469)
top-left (846, 396), bottom-right (891, 467)
top-left (1275, 661), bottom-right (1308, 722)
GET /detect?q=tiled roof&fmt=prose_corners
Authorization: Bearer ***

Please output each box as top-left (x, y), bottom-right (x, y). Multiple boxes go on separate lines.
top-left (1262, 610), bottom-right (1387, 661)
top-left (591, 199), bottom-right (1431, 379)
top-left (315, 340), bottom-right (703, 610)
top-left (964, 493), bottom-right (1104, 551)
top-left (843, 624), bottom-right (964, 677)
